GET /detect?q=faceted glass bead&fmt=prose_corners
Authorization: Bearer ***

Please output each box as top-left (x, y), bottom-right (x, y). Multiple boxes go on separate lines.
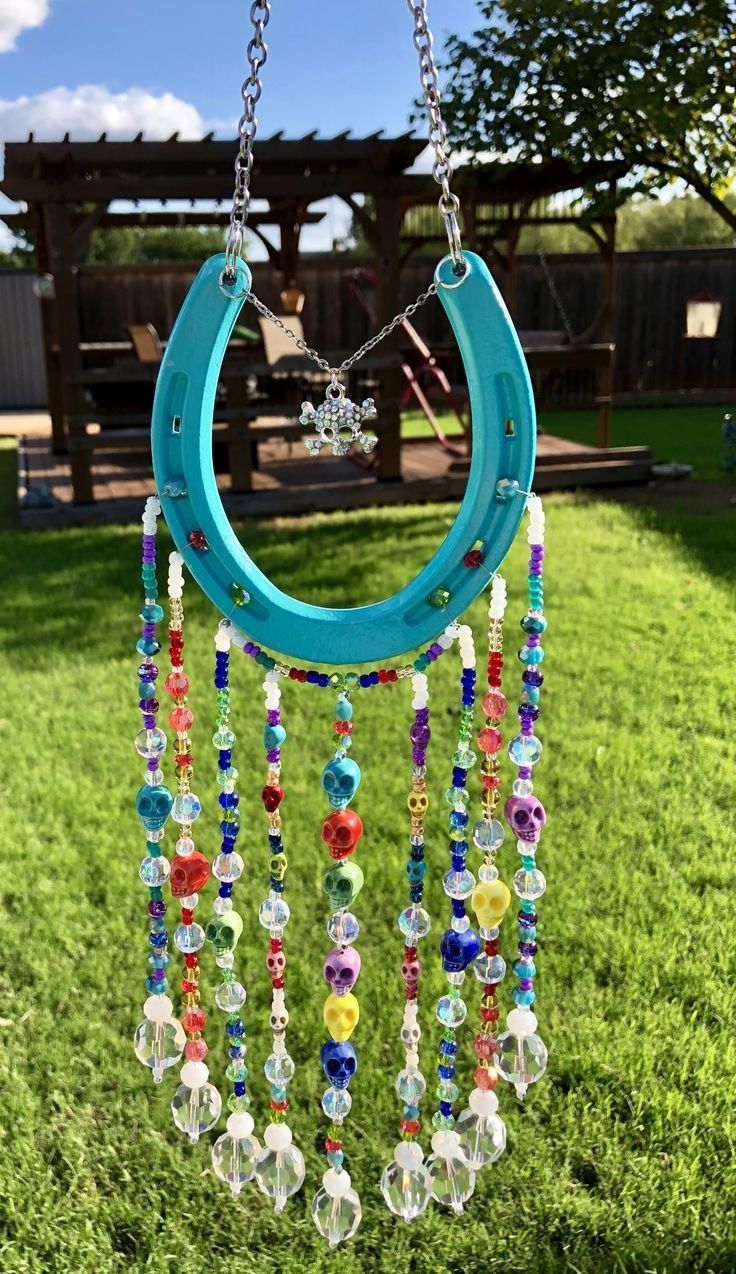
top-left (395, 1068), bottom-right (426, 1103)
top-left (133, 1016), bottom-right (185, 1082)
top-left (264, 1053), bottom-right (295, 1086)
top-left (327, 911), bottom-right (360, 945)
top-left (452, 748), bottom-right (476, 769)
top-left (481, 690), bottom-right (508, 718)
top-left (173, 922), bottom-right (205, 953)
top-left (172, 792), bottom-right (202, 823)
top-left (473, 952), bottom-right (506, 983)
top-left (135, 727), bottom-right (167, 758)
top-left (171, 1081), bottom-right (222, 1143)
top-left (398, 905), bottom-right (431, 943)
top-left (381, 1160), bottom-right (432, 1222)
top-left (312, 1184), bottom-right (362, 1247)
top-left (496, 1030), bottom-right (548, 1095)
top-left (255, 1144), bottom-right (306, 1214)
top-left (445, 786), bottom-right (470, 808)
top-left (472, 819), bottom-right (504, 851)
top-left (513, 867), bottom-right (547, 900)
top-left (513, 777), bottom-right (534, 796)
top-left (322, 1086), bottom-right (352, 1120)
top-left (427, 1150), bottom-right (475, 1213)
top-left (216, 766), bottom-right (239, 788)
top-left (212, 727), bottom-right (236, 748)
top-left (139, 855), bottom-right (170, 887)
top-left (508, 735), bottom-right (543, 767)
top-left (436, 995), bottom-right (467, 1028)
top-left (215, 981), bottom-right (246, 1012)
top-left (213, 852), bottom-right (244, 883)
top-left (443, 868), bottom-right (475, 900)
top-left (456, 1109), bottom-right (506, 1168)
top-left (211, 1131), bottom-right (261, 1197)
top-left (478, 863), bottom-right (499, 883)
top-left (258, 895), bottom-right (290, 932)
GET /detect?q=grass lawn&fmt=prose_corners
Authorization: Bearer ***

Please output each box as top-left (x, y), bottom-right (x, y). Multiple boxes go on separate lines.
top-left (0, 492), bottom-right (734, 1273)
top-left (402, 403), bottom-right (734, 479)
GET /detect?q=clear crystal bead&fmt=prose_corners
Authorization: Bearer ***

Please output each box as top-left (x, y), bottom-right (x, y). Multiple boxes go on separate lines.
top-left (472, 818), bottom-right (504, 851)
top-left (211, 1132), bottom-right (261, 1197)
top-left (398, 905), bottom-right (431, 943)
top-left (321, 1086), bottom-right (352, 1120)
top-left (473, 952), bottom-right (506, 983)
top-left (213, 852), bottom-right (244, 882)
top-left (311, 1185), bottom-right (362, 1247)
top-left (478, 863), bottom-right (499, 882)
top-left (327, 911), bottom-right (360, 945)
top-left (255, 1144), bottom-right (305, 1213)
top-left (496, 1031), bottom-right (548, 1097)
top-left (513, 867), bottom-right (546, 900)
top-left (138, 855), bottom-right (170, 887)
top-left (427, 1150), bottom-right (475, 1213)
top-left (258, 894), bottom-right (290, 933)
top-left (214, 981), bottom-right (246, 1012)
top-left (395, 1068), bottom-right (426, 1102)
top-left (442, 868), bottom-right (475, 900)
top-left (381, 1161), bottom-right (432, 1221)
top-left (264, 1052), bottom-right (295, 1086)
top-left (436, 995), bottom-right (467, 1028)
top-left (134, 727), bottom-right (167, 758)
top-left (171, 792), bottom-right (202, 823)
top-left (455, 1109), bottom-right (507, 1168)
top-left (173, 922), bottom-right (205, 953)
top-left (171, 1081), bottom-right (222, 1143)
top-left (132, 1017), bottom-right (185, 1083)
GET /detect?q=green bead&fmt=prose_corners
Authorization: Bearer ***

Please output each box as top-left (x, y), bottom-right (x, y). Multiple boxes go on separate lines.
top-left (414, 655), bottom-right (429, 671)
top-left (344, 672), bottom-right (359, 687)
top-left (428, 586), bottom-right (451, 607)
top-left (149, 887), bottom-right (163, 901)
top-left (227, 1093), bottom-right (251, 1113)
top-left (226, 1060), bottom-right (248, 1082)
top-left (436, 1080), bottom-right (459, 1102)
top-left (431, 1111), bottom-right (454, 1131)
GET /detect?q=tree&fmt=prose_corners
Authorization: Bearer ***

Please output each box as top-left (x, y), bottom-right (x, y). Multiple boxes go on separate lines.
top-left (85, 225), bottom-right (227, 264)
top-left (440, 0), bottom-right (736, 231)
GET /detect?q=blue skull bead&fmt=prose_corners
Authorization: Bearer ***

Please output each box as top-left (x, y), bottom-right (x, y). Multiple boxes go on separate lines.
top-left (321, 757), bottom-right (362, 809)
top-left (135, 783), bottom-right (174, 832)
top-left (321, 1039), bottom-right (358, 1089)
top-left (406, 859), bottom-right (428, 885)
top-left (263, 723), bottom-right (286, 749)
top-left (439, 926), bottom-right (481, 973)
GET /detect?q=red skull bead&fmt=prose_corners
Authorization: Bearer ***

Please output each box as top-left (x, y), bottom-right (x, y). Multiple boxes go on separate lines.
top-left (261, 784), bottom-right (284, 813)
top-left (321, 809), bottom-right (364, 860)
top-left (169, 850), bottom-right (211, 897)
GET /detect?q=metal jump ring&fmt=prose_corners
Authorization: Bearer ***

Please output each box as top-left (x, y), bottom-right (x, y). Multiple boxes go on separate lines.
top-left (436, 253), bottom-right (468, 290)
top-left (218, 266), bottom-right (250, 299)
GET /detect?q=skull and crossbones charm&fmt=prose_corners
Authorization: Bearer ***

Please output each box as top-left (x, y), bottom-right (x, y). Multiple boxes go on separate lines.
top-left (299, 379), bottom-right (378, 457)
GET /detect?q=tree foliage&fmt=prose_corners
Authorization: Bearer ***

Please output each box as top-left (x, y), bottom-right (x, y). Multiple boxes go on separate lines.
top-left (440, 0), bottom-right (736, 229)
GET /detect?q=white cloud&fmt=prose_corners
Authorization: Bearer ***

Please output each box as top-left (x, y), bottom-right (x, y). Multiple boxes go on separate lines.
top-left (0, 0), bottom-right (50, 54)
top-left (0, 84), bottom-right (205, 142)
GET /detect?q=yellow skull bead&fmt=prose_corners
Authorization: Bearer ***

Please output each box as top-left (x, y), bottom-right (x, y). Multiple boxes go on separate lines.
top-left (407, 790), bottom-right (429, 816)
top-left (269, 852), bottom-right (288, 881)
top-left (471, 878), bottom-right (511, 929)
top-left (323, 991), bottom-right (360, 1042)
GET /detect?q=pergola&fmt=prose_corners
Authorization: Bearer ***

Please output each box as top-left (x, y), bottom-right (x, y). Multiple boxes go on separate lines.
top-left (2, 133), bottom-right (623, 499)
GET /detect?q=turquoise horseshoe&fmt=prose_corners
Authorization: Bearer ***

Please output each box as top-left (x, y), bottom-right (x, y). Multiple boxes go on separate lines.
top-left (151, 251), bottom-right (535, 664)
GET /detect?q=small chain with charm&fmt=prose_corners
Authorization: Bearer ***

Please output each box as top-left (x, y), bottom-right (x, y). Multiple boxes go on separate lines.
top-left (222, 0), bottom-right (466, 456)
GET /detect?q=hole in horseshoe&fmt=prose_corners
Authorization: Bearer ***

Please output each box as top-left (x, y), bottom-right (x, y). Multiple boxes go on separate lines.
top-left (504, 418), bottom-right (516, 437)
top-left (171, 415), bottom-right (181, 435)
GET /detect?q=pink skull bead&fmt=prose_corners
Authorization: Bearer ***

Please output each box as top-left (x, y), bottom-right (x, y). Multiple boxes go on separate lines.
top-left (504, 794), bottom-right (547, 843)
top-left (266, 949), bottom-right (286, 978)
top-left (323, 946), bottom-right (361, 996)
top-left (401, 956), bottom-right (422, 985)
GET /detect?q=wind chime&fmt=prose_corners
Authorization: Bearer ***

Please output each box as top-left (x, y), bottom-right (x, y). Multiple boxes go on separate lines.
top-left (132, 0), bottom-right (549, 1247)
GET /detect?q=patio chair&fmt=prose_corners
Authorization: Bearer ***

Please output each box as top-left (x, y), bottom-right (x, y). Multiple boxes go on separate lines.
top-left (128, 323), bottom-right (164, 363)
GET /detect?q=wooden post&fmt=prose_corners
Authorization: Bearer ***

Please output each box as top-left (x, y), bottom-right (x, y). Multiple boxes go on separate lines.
top-left (597, 208), bottom-right (617, 449)
top-left (31, 204), bottom-right (67, 454)
top-left (44, 202), bottom-right (89, 493)
top-left (373, 193), bottom-right (403, 482)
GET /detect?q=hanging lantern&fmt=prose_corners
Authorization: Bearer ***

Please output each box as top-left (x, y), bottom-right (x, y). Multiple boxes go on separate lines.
top-left (685, 290), bottom-right (722, 339)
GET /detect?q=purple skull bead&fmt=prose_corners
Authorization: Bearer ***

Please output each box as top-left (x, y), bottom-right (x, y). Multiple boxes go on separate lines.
top-left (323, 946), bottom-right (361, 996)
top-left (504, 793), bottom-right (547, 843)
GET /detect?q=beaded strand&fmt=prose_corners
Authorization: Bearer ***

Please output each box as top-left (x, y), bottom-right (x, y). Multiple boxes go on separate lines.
top-left (209, 623), bottom-right (262, 1197)
top-left (253, 668), bottom-right (306, 1212)
top-left (132, 496), bottom-right (185, 1083)
top-left (497, 494), bottom-right (550, 1098)
top-left (425, 623), bottom-right (479, 1213)
top-left (166, 551), bottom-right (222, 1143)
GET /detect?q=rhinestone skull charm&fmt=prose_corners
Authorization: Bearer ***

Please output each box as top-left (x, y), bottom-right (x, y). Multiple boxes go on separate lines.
top-left (504, 794), bottom-right (547, 843)
top-left (135, 783), bottom-right (174, 832)
top-left (300, 381), bottom-right (378, 457)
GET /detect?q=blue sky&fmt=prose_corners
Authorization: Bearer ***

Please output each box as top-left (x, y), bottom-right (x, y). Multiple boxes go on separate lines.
top-left (0, 0), bottom-right (479, 250)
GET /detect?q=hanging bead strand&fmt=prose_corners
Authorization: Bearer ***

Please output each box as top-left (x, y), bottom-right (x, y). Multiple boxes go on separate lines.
top-left (311, 692), bottom-right (363, 1247)
top-left (497, 494), bottom-right (550, 1098)
top-left (166, 551), bottom-right (222, 1143)
top-left (132, 496), bottom-right (184, 1082)
top-left (457, 575), bottom-right (510, 1169)
top-left (254, 668), bottom-right (306, 1213)
top-left (426, 623), bottom-right (479, 1214)
top-left (209, 623), bottom-right (262, 1197)
top-left (380, 669), bottom-right (435, 1221)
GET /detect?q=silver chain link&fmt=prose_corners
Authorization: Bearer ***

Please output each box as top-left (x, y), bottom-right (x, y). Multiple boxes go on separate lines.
top-left (225, 0), bottom-right (271, 277)
top-left (407, 0), bottom-right (463, 265)
top-left (537, 250), bottom-right (575, 341)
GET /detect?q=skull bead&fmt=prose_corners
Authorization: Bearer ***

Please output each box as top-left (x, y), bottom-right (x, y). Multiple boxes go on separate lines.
top-left (504, 794), bottom-right (547, 843)
top-left (471, 879), bottom-right (511, 930)
top-left (439, 926), bottom-right (481, 972)
top-left (135, 783), bottom-right (174, 832)
top-left (270, 1006), bottom-right (289, 1033)
top-left (321, 1039), bottom-right (358, 1089)
top-left (321, 757), bottom-right (362, 809)
top-left (204, 910), bottom-right (244, 955)
top-left (322, 860), bottom-right (364, 912)
top-left (323, 991), bottom-right (360, 1042)
top-left (266, 949), bottom-right (286, 979)
top-left (261, 784), bottom-right (284, 812)
top-left (321, 809), bottom-right (363, 860)
top-left (323, 946), bottom-right (361, 996)
top-left (401, 956), bottom-right (422, 984)
top-left (169, 850), bottom-right (210, 897)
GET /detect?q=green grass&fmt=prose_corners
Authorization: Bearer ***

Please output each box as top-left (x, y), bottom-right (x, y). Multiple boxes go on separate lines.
top-left (1, 496), bottom-right (735, 1273)
top-left (402, 403), bottom-right (734, 479)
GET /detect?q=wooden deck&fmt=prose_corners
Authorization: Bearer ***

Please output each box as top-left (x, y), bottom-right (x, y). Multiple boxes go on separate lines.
top-left (17, 429), bottom-right (653, 529)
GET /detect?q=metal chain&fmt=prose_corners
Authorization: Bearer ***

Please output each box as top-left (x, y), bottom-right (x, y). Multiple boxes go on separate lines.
top-left (246, 280), bottom-right (440, 379)
top-left (537, 250), bottom-right (575, 341)
top-left (225, 0), bottom-right (271, 276)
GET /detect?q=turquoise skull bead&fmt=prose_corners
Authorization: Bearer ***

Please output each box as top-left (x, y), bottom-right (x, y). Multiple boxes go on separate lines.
top-left (321, 757), bottom-right (362, 808)
top-left (204, 911), bottom-right (244, 955)
top-left (322, 860), bottom-right (364, 911)
top-left (135, 783), bottom-right (174, 831)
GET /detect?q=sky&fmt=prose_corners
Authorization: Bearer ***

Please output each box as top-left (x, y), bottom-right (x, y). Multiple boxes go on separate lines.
top-left (0, 0), bottom-right (480, 252)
